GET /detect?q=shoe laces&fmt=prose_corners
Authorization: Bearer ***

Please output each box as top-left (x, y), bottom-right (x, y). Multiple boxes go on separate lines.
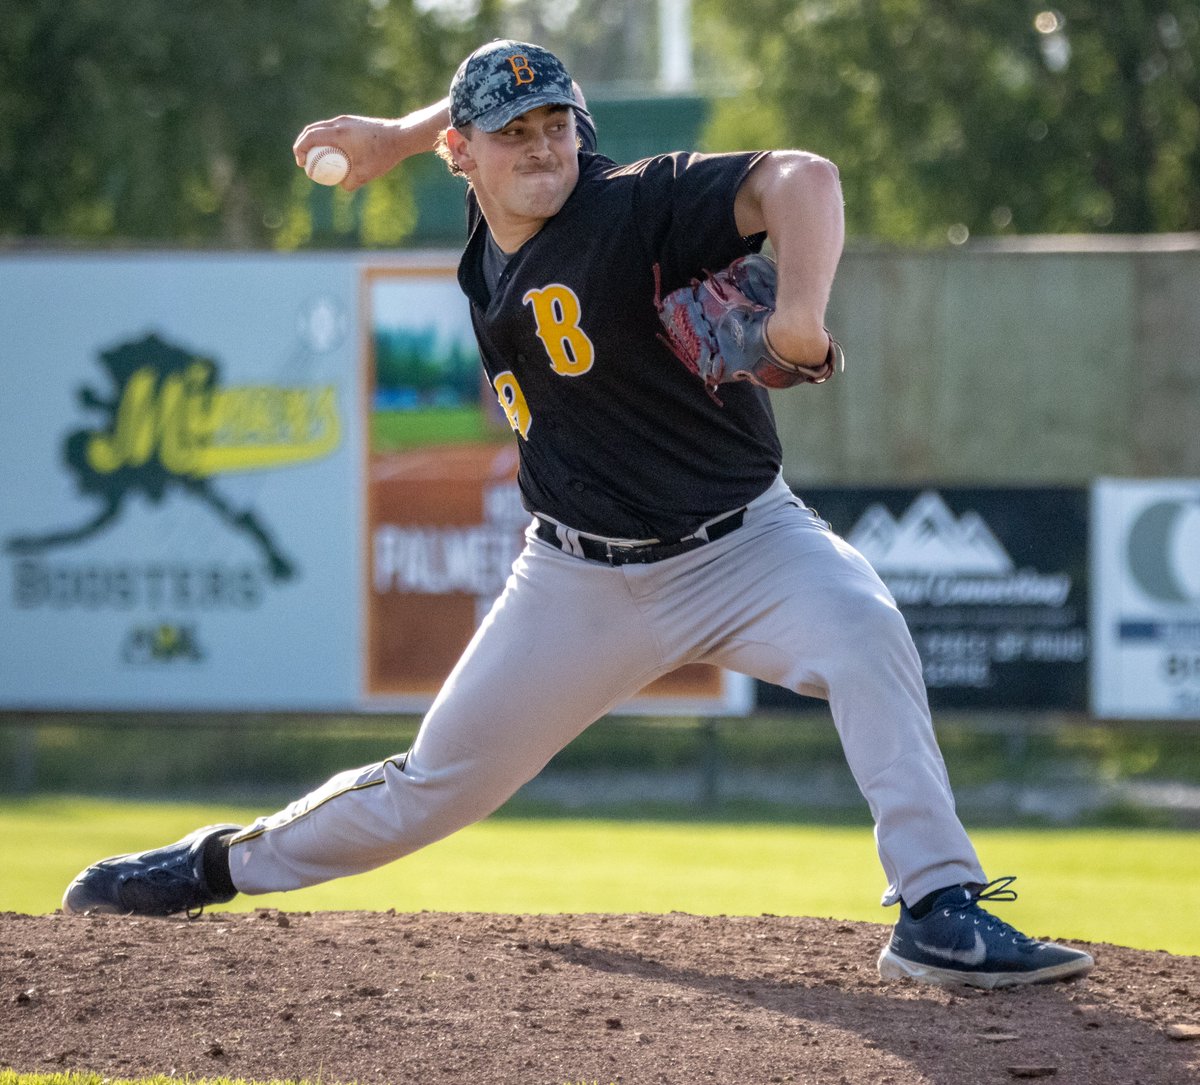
top-left (943, 876), bottom-right (1032, 943)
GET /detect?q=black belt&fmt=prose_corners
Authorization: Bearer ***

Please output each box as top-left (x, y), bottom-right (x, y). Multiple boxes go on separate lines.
top-left (534, 507), bottom-right (746, 566)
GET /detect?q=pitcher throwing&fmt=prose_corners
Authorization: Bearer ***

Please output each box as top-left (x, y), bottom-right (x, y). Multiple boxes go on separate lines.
top-left (64, 39), bottom-right (1093, 990)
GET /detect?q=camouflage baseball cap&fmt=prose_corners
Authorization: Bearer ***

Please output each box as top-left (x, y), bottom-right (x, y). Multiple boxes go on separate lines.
top-left (449, 40), bottom-right (577, 133)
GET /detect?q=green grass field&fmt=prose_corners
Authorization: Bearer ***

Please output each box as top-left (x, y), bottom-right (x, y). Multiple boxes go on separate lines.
top-left (3, 797), bottom-right (1197, 954)
top-left (370, 406), bottom-right (494, 451)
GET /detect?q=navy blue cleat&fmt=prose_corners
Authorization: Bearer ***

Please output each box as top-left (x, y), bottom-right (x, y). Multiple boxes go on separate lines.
top-left (877, 877), bottom-right (1094, 989)
top-left (62, 824), bottom-right (241, 917)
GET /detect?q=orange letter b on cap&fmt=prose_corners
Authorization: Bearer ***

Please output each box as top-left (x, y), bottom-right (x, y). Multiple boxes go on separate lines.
top-left (507, 54), bottom-right (535, 85)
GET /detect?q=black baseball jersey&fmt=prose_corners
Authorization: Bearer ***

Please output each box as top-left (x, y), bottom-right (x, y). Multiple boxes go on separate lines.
top-left (458, 144), bottom-right (782, 540)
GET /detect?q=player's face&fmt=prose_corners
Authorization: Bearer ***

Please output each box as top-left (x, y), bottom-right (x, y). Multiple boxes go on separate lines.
top-left (454, 105), bottom-right (580, 239)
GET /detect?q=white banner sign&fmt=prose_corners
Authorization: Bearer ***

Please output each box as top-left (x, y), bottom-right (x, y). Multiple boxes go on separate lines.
top-left (0, 253), bottom-right (750, 716)
top-left (1092, 478), bottom-right (1200, 719)
top-left (0, 253), bottom-right (364, 710)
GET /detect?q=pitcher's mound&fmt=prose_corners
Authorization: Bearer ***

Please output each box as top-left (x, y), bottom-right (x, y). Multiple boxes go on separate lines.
top-left (2, 910), bottom-right (1197, 1084)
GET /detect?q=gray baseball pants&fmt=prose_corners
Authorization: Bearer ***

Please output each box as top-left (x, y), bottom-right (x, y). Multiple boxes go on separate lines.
top-left (228, 474), bottom-right (985, 907)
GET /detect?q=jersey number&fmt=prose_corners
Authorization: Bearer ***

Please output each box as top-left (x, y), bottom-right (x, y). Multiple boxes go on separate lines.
top-left (522, 285), bottom-right (595, 376)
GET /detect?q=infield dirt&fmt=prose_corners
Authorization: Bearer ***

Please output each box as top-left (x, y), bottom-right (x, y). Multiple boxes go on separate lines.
top-left (2, 910), bottom-right (1197, 1085)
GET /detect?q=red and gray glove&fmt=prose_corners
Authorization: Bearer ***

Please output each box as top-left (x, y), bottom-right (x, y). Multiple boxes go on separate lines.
top-left (654, 253), bottom-right (843, 401)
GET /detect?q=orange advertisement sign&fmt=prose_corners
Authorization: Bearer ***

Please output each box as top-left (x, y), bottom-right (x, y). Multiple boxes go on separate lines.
top-left (362, 264), bottom-right (750, 715)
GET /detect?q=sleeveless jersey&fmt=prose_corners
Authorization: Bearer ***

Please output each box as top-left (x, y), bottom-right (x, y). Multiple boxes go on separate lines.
top-left (457, 147), bottom-right (782, 540)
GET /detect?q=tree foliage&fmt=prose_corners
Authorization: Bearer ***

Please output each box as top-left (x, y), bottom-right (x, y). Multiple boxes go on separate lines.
top-left (0, 0), bottom-right (474, 247)
top-left (3, 1), bottom-right (1198, 245)
top-left (485, 0), bottom-right (660, 91)
top-left (696, 0), bottom-right (1200, 240)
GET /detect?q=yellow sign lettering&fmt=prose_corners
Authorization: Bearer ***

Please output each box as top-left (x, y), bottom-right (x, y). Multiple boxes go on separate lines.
top-left (85, 364), bottom-right (341, 477)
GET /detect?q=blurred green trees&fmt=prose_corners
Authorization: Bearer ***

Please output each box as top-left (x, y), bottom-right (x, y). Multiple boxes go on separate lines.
top-left (0, 0), bottom-right (476, 246)
top-left (2, 0), bottom-right (1197, 246)
top-left (696, 0), bottom-right (1200, 241)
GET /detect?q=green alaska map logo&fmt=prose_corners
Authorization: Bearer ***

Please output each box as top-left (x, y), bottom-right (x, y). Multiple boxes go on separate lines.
top-left (5, 332), bottom-right (340, 581)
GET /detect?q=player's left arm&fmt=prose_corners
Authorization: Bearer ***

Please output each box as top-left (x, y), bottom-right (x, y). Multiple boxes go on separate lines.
top-left (733, 152), bottom-right (845, 367)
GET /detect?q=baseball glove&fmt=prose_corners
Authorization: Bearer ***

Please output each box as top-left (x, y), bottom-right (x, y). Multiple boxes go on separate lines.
top-left (654, 253), bottom-right (843, 402)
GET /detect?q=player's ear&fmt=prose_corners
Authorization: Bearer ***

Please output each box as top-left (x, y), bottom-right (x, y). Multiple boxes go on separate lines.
top-left (446, 126), bottom-right (476, 174)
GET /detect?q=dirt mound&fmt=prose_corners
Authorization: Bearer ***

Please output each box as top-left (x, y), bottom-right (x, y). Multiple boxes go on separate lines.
top-left (2, 911), bottom-right (1197, 1085)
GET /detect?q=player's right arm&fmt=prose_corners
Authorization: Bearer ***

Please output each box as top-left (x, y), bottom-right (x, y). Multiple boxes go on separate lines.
top-left (292, 98), bottom-right (451, 192)
top-left (293, 81), bottom-right (593, 192)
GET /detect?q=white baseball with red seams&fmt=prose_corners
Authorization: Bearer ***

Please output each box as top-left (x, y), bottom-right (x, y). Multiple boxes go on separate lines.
top-left (305, 145), bottom-right (351, 186)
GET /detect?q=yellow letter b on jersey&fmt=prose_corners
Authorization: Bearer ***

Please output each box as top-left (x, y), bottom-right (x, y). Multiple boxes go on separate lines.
top-left (522, 285), bottom-right (595, 377)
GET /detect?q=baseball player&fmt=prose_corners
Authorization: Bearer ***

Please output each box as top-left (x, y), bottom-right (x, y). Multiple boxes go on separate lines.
top-left (64, 40), bottom-right (1093, 990)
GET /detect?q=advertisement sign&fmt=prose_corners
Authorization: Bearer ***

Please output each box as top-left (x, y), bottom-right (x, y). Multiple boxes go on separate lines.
top-left (0, 254), bottom-right (747, 716)
top-left (0, 254), bottom-right (362, 710)
top-left (759, 486), bottom-right (1089, 710)
top-left (363, 265), bottom-right (514, 703)
top-left (1092, 479), bottom-right (1200, 719)
top-left (362, 266), bottom-right (750, 715)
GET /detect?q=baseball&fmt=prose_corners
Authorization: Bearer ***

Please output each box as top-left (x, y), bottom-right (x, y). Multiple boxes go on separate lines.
top-left (305, 145), bottom-right (351, 186)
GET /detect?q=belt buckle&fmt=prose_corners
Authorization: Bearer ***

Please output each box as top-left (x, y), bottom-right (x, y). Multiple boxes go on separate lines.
top-left (604, 541), bottom-right (637, 565)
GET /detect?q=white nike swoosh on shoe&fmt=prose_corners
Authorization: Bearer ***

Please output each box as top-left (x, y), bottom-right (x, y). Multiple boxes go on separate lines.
top-left (913, 929), bottom-right (988, 967)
